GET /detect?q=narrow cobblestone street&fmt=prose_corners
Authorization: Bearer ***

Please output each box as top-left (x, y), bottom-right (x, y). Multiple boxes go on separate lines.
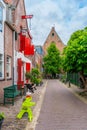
top-left (35, 80), bottom-right (87, 130)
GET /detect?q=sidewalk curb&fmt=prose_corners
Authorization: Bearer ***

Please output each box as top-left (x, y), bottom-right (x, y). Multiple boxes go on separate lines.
top-left (25, 81), bottom-right (48, 130)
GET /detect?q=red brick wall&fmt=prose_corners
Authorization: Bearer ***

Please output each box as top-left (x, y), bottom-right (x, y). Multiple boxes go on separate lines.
top-left (0, 23), bottom-right (13, 100)
top-left (0, 0), bottom-right (29, 100)
top-left (43, 27), bottom-right (65, 55)
top-left (14, 0), bottom-right (28, 51)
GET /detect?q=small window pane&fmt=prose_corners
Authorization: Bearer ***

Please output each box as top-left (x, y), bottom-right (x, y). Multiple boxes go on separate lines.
top-left (0, 7), bottom-right (3, 20)
top-left (0, 6), bottom-right (3, 32)
top-left (0, 54), bottom-right (3, 78)
top-left (6, 56), bottom-right (11, 78)
top-left (52, 33), bottom-right (54, 36)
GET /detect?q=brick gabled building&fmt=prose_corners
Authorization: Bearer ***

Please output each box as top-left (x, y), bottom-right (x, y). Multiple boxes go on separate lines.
top-left (43, 27), bottom-right (65, 55)
top-left (0, 0), bottom-right (35, 100)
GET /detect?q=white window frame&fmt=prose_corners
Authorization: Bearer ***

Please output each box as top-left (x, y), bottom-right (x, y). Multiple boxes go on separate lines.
top-left (0, 3), bottom-right (3, 32)
top-left (0, 54), bottom-right (4, 79)
top-left (6, 56), bottom-right (11, 79)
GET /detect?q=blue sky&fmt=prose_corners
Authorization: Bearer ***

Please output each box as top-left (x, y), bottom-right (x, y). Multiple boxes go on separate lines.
top-left (25, 0), bottom-right (87, 45)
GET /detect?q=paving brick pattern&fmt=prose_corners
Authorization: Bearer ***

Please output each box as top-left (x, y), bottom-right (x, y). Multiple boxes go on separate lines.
top-left (0, 83), bottom-right (44, 130)
top-left (35, 80), bottom-right (87, 130)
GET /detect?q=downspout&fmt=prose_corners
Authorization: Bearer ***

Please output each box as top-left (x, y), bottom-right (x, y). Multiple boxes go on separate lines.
top-left (12, 31), bottom-right (15, 85)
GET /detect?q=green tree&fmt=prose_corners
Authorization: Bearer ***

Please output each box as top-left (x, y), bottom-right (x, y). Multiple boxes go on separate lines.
top-left (62, 27), bottom-right (87, 88)
top-left (43, 42), bottom-right (61, 78)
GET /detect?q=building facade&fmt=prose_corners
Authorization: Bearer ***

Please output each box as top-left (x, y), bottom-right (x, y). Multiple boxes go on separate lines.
top-left (0, 0), bottom-right (35, 100)
top-left (35, 45), bottom-right (44, 72)
top-left (43, 27), bottom-right (65, 55)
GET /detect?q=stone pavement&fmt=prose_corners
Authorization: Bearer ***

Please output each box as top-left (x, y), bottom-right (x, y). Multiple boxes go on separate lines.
top-left (35, 80), bottom-right (87, 130)
top-left (1, 80), bottom-right (87, 130)
top-left (0, 80), bottom-right (46, 130)
top-left (65, 82), bottom-right (87, 104)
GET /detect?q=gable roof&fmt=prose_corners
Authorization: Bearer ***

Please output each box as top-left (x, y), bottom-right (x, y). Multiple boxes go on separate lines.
top-left (44, 27), bottom-right (63, 45)
top-left (43, 26), bottom-right (65, 55)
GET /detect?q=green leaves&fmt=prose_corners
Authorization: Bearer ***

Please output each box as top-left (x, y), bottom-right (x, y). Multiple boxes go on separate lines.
top-left (43, 43), bottom-right (61, 76)
top-left (25, 68), bottom-right (41, 85)
top-left (62, 26), bottom-right (87, 73)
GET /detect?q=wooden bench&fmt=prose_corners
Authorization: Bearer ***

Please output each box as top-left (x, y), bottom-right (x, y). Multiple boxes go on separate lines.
top-left (3, 85), bottom-right (21, 105)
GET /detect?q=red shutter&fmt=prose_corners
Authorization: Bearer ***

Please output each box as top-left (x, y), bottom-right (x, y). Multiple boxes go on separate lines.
top-left (17, 81), bottom-right (24, 90)
top-left (19, 33), bottom-right (25, 52)
top-left (17, 58), bottom-right (24, 90)
top-left (24, 37), bottom-right (31, 55)
top-left (31, 44), bottom-right (34, 55)
top-left (26, 63), bottom-right (31, 72)
top-left (24, 37), bottom-right (35, 56)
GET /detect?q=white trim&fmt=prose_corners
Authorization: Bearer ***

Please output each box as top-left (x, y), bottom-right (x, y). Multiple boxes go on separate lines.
top-left (17, 52), bottom-right (31, 63)
top-left (0, 53), bottom-right (4, 79)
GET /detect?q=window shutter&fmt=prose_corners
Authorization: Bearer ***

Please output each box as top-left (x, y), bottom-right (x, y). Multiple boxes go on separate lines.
top-left (26, 63), bottom-right (31, 72)
top-left (31, 44), bottom-right (34, 55)
top-left (24, 37), bottom-right (31, 55)
top-left (19, 33), bottom-right (25, 52)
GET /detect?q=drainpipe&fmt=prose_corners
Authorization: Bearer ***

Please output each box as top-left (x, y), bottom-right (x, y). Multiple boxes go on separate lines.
top-left (12, 31), bottom-right (15, 85)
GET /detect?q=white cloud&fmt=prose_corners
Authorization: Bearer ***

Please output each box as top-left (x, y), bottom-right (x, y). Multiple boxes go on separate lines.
top-left (25, 0), bottom-right (87, 45)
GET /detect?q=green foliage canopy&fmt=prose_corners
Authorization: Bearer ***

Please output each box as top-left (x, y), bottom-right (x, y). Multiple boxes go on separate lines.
top-left (62, 27), bottom-right (87, 73)
top-left (43, 43), bottom-right (61, 75)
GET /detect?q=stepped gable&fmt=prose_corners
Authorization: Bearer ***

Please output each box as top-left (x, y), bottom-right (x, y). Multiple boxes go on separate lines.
top-left (43, 27), bottom-right (65, 55)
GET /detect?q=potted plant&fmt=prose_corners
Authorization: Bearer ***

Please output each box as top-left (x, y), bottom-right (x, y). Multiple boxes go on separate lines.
top-left (0, 112), bottom-right (5, 129)
top-left (25, 72), bottom-right (31, 83)
top-left (30, 68), bottom-right (41, 85)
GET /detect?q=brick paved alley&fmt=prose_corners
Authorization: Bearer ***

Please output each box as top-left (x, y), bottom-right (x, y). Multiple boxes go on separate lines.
top-left (34, 80), bottom-right (87, 130)
top-left (0, 81), bottom-right (46, 130)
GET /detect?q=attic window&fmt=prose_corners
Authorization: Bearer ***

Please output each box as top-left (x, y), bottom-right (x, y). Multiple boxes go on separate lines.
top-left (52, 33), bottom-right (54, 36)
